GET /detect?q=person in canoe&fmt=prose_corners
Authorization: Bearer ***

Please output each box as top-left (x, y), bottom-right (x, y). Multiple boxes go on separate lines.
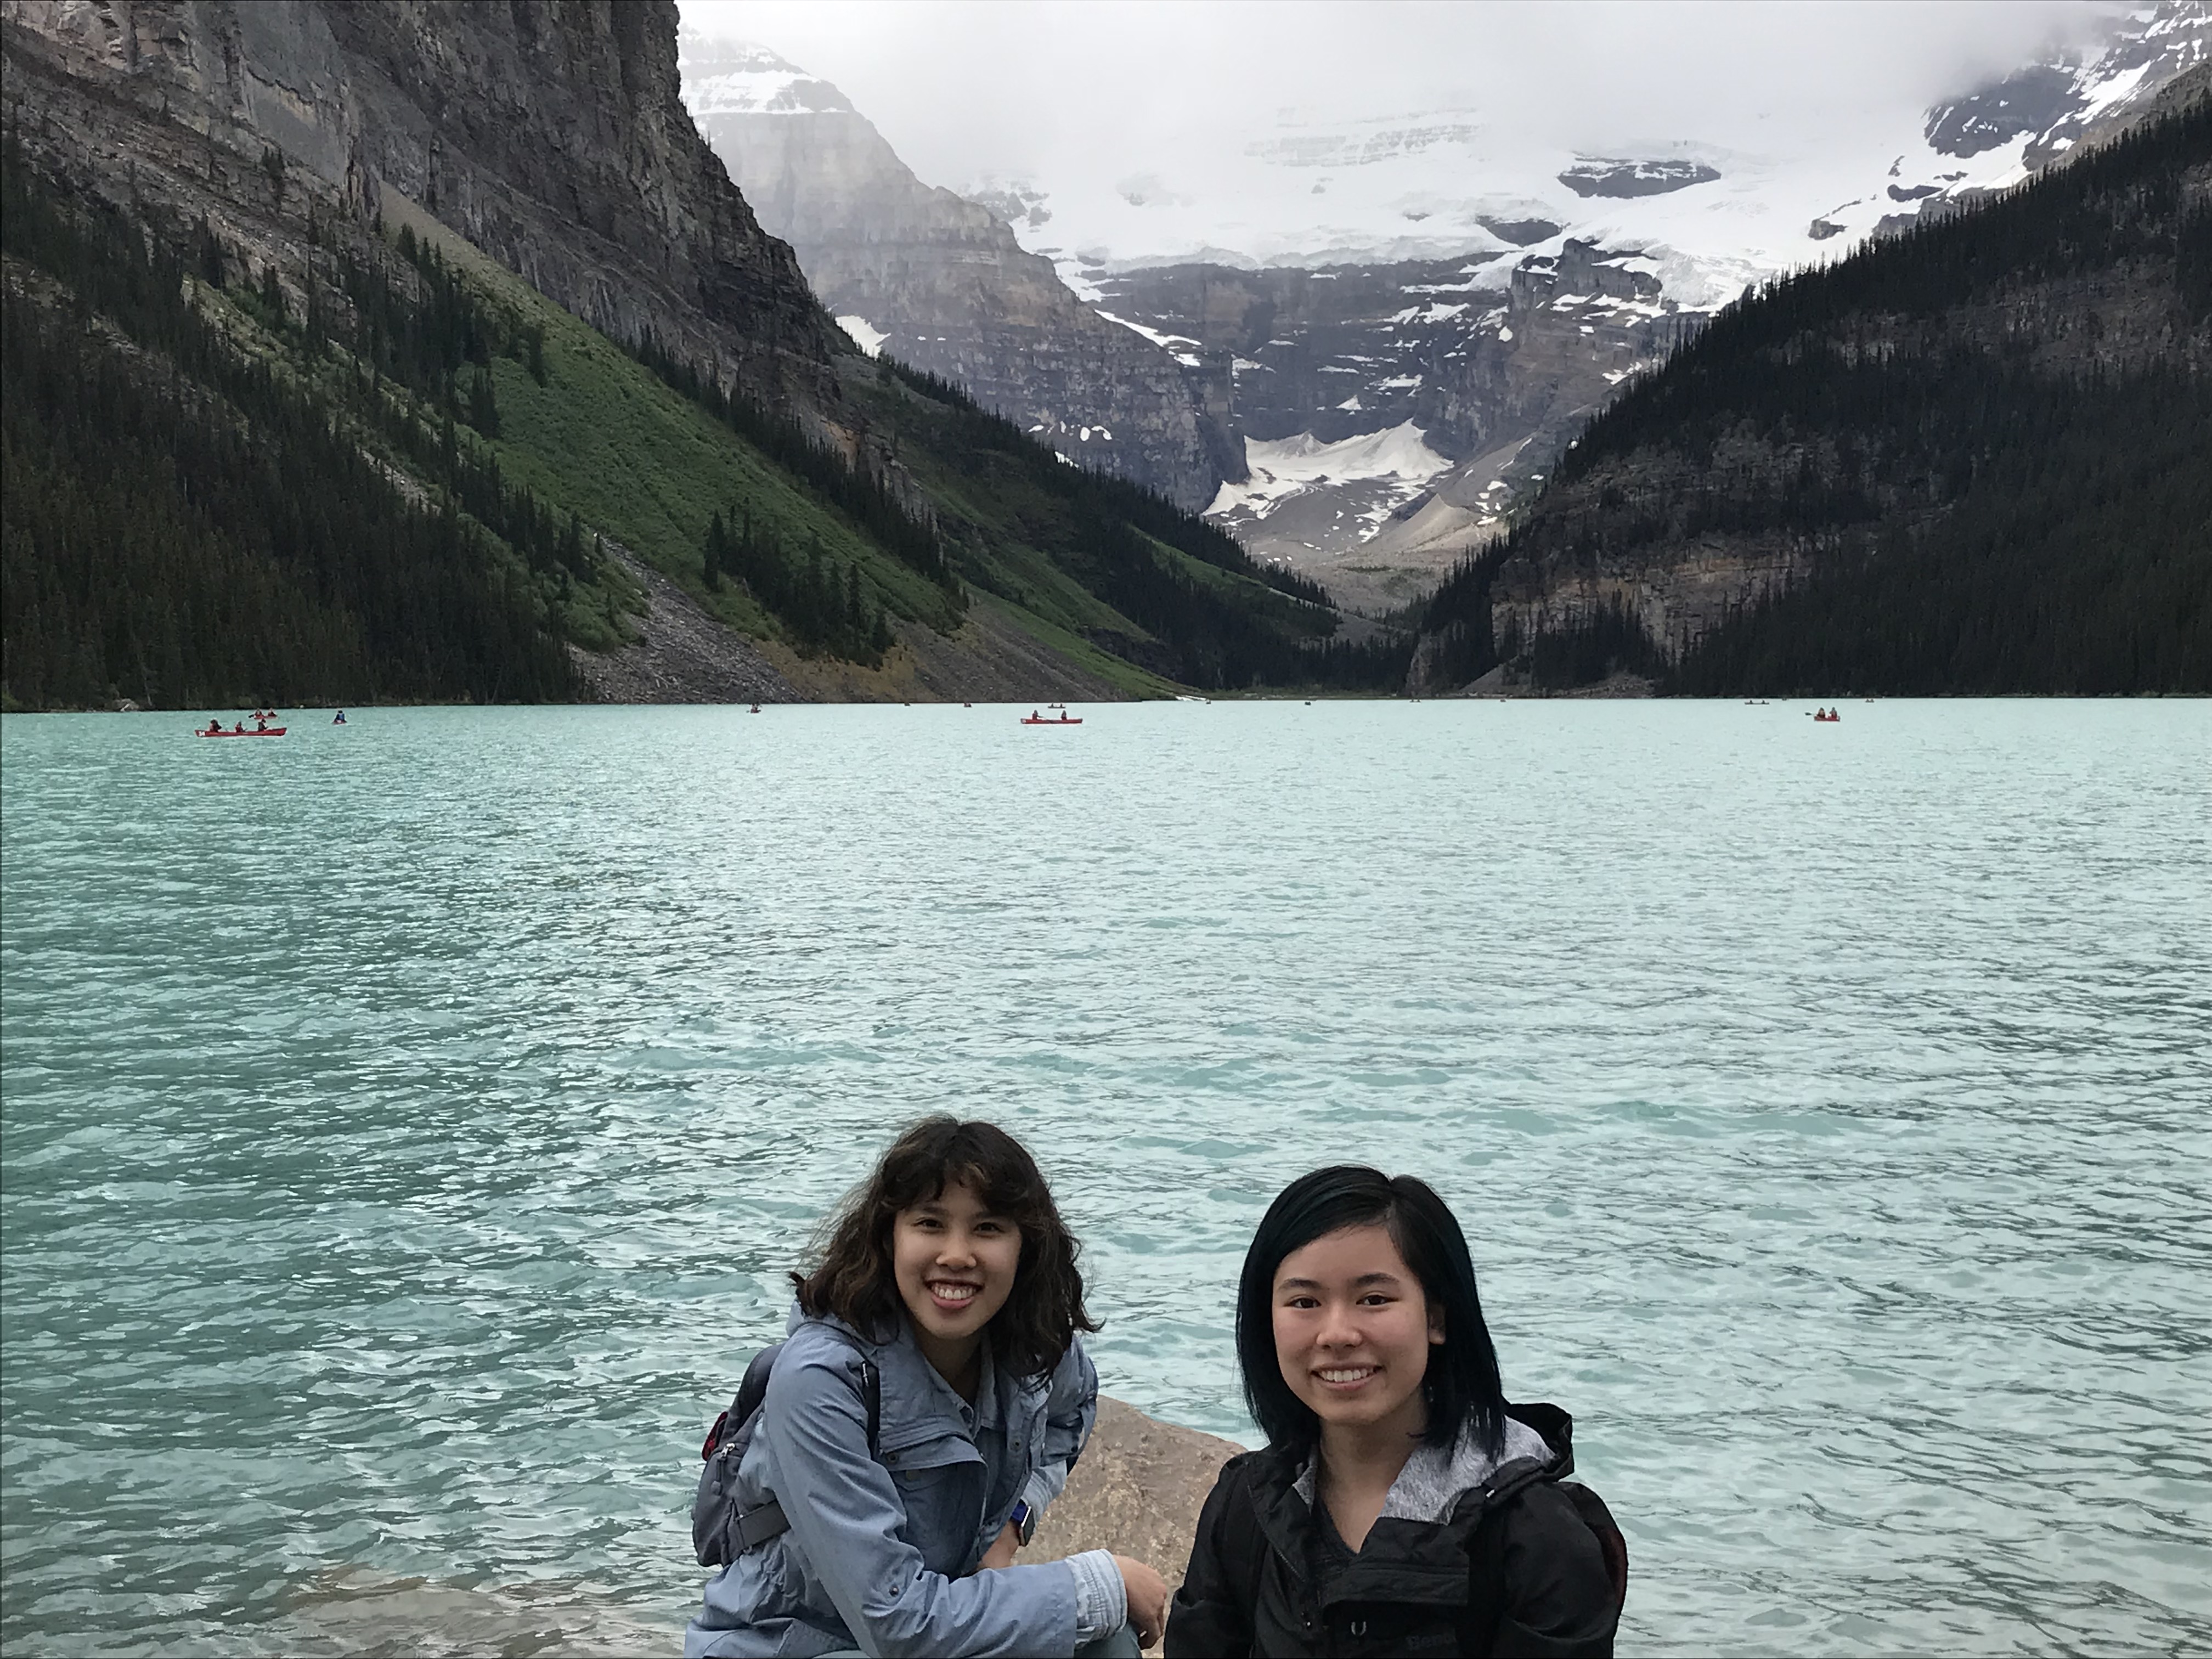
top-left (332, 710), bottom-right (347, 725)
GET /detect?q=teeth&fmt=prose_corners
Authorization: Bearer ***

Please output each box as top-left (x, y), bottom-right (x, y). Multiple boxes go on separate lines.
top-left (930, 1283), bottom-right (979, 1301)
top-left (1318, 1368), bottom-right (1375, 1383)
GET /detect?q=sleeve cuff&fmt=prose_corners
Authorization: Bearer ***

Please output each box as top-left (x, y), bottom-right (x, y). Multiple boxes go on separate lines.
top-left (1065, 1548), bottom-right (1128, 1644)
top-left (1022, 1468), bottom-right (1062, 1519)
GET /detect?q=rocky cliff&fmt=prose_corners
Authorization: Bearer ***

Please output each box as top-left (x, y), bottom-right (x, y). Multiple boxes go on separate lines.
top-left (680, 35), bottom-right (1239, 512)
top-left (1103, 239), bottom-right (1697, 610)
top-left (2, 0), bottom-right (839, 409)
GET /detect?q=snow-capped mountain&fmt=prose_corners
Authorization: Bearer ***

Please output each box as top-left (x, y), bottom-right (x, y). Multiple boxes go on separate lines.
top-left (982, 2), bottom-right (2207, 603)
top-left (678, 33), bottom-right (1239, 510)
top-left (680, 3), bottom-right (2204, 611)
top-left (1816, 0), bottom-right (2208, 242)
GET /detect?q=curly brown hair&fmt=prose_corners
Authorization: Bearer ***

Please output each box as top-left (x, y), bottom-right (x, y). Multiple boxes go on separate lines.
top-left (792, 1116), bottom-right (1098, 1380)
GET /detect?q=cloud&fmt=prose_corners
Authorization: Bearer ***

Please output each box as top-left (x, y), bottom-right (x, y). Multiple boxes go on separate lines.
top-left (678, 0), bottom-right (2120, 199)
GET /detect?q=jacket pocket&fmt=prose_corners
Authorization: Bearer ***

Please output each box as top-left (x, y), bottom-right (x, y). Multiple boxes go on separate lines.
top-left (881, 1435), bottom-right (985, 1571)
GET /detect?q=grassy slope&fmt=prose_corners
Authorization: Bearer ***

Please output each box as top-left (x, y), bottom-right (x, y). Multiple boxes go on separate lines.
top-left (380, 196), bottom-right (957, 646)
top-left (840, 368), bottom-right (1331, 646)
top-left (371, 191), bottom-right (1363, 701)
top-left (383, 196), bottom-right (1191, 696)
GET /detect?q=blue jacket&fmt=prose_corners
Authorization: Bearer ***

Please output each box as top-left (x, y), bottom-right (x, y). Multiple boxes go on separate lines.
top-left (686, 1308), bottom-right (1110, 1657)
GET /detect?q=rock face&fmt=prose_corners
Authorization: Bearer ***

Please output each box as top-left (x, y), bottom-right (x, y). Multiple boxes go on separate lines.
top-left (679, 36), bottom-right (1239, 511)
top-left (1031, 1396), bottom-right (1245, 1638)
top-left (1556, 157), bottom-right (1722, 199)
top-left (1100, 240), bottom-right (1697, 596)
top-left (1, 0), bottom-right (839, 409)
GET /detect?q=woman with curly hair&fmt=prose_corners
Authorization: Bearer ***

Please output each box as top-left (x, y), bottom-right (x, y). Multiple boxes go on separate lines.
top-left (687, 1116), bottom-right (1166, 1657)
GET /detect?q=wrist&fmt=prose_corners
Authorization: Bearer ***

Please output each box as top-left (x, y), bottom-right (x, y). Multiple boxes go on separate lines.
top-left (1008, 1498), bottom-right (1037, 1547)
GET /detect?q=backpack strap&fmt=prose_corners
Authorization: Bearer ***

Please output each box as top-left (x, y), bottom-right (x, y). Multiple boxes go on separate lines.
top-left (1459, 1477), bottom-right (1629, 1656)
top-left (1460, 1498), bottom-right (1510, 1656)
top-left (725, 1351), bottom-right (882, 1554)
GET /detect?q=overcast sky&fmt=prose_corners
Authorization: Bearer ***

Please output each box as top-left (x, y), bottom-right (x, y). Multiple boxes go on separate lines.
top-left (677, 0), bottom-right (2122, 196)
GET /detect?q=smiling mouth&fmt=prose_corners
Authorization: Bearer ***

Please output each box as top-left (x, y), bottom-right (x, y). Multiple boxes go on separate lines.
top-left (927, 1280), bottom-right (981, 1307)
top-left (1315, 1366), bottom-right (1379, 1386)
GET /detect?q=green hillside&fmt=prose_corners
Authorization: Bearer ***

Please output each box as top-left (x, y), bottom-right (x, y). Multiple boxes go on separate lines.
top-left (2, 137), bottom-right (1401, 710)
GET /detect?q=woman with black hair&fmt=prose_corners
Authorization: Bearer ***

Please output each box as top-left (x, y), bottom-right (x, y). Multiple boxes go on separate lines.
top-left (1165, 1167), bottom-right (1626, 1657)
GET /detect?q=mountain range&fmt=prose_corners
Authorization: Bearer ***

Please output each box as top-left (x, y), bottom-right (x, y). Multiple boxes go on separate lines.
top-left (1413, 65), bottom-right (2211, 697)
top-left (3, 1), bottom-right (2203, 710)
top-left (678, 32), bottom-right (1242, 513)
top-left (682, 3), bottom-right (2208, 613)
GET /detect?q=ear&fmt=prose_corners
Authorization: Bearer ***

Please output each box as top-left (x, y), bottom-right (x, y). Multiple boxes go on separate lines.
top-left (1428, 1304), bottom-right (1446, 1345)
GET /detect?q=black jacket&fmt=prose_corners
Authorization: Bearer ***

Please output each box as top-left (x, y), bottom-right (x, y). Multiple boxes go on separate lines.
top-left (1164, 1403), bottom-right (1624, 1658)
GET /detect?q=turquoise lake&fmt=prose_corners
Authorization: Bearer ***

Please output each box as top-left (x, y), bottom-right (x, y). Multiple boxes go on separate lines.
top-left (2, 700), bottom-right (2207, 1655)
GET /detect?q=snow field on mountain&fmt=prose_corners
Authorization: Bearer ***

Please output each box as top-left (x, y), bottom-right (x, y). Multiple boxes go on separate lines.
top-left (1207, 422), bottom-right (1452, 531)
top-left (1095, 310), bottom-right (1204, 365)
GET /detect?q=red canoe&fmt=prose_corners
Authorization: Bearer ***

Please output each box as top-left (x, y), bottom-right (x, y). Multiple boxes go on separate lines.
top-left (198, 727), bottom-right (287, 737)
top-left (1020, 716), bottom-right (1082, 725)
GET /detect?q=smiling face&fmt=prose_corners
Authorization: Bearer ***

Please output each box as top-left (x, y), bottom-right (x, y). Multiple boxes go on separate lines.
top-left (891, 1178), bottom-right (1023, 1366)
top-left (1272, 1222), bottom-right (1443, 1435)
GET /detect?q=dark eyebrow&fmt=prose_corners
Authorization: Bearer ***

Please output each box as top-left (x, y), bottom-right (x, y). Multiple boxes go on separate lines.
top-left (1276, 1272), bottom-right (1405, 1293)
top-left (908, 1199), bottom-right (1011, 1222)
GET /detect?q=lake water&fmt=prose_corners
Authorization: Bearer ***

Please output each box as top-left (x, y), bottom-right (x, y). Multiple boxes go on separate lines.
top-left (2, 700), bottom-right (2207, 1656)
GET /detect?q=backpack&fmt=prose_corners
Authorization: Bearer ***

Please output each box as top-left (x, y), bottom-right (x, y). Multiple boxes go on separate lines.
top-left (1462, 1480), bottom-right (1629, 1656)
top-left (692, 1336), bottom-right (881, 1568)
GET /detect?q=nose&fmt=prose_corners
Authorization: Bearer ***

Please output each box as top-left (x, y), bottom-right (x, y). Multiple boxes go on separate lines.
top-left (1315, 1300), bottom-right (1361, 1350)
top-left (938, 1231), bottom-right (978, 1268)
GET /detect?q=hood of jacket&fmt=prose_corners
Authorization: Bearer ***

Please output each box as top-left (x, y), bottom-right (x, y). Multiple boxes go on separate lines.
top-left (1251, 1401), bottom-right (1578, 1576)
top-left (1290, 1401), bottom-right (1568, 1525)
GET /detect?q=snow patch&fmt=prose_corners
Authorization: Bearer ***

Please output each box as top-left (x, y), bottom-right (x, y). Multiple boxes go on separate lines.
top-left (1095, 309), bottom-right (1203, 354)
top-left (837, 315), bottom-right (888, 358)
top-left (1205, 422), bottom-right (1452, 529)
top-left (678, 36), bottom-right (852, 117)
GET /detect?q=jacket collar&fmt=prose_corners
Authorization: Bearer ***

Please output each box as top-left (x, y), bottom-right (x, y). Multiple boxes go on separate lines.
top-left (1291, 1409), bottom-right (1557, 1524)
top-left (1256, 1400), bottom-right (1577, 1553)
top-left (787, 1306), bottom-right (1011, 1452)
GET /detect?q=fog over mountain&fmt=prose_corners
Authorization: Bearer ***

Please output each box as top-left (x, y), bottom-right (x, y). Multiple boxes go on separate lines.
top-left (681, 0), bottom-right (2117, 272)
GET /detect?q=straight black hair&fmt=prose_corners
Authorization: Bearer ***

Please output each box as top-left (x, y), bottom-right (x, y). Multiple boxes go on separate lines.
top-left (1235, 1166), bottom-right (1507, 1460)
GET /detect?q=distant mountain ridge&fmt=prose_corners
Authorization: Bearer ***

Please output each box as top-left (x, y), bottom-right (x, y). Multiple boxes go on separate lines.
top-left (661, 5), bottom-right (2206, 618)
top-left (1086, 3), bottom-right (2211, 605)
top-left (678, 33), bottom-right (1242, 512)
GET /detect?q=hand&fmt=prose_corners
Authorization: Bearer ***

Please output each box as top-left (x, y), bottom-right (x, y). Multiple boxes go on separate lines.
top-left (978, 1520), bottom-right (1020, 1571)
top-left (1113, 1555), bottom-right (1169, 1650)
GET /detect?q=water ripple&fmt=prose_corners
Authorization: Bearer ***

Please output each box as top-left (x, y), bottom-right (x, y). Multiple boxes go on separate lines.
top-left (3, 701), bottom-right (2208, 1654)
